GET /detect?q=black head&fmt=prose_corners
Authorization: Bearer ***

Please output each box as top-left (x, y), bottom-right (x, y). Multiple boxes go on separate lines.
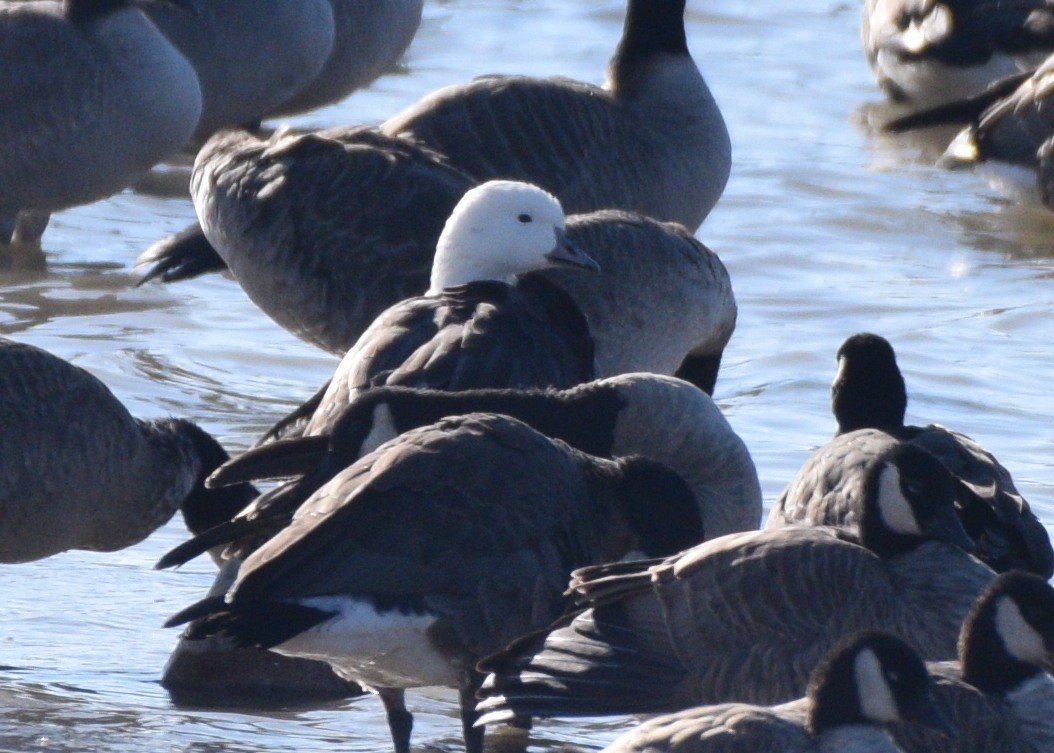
top-left (832, 333), bottom-right (907, 434)
top-left (165, 420), bottom-right (258, 536)
top-left (613, 456), bottom-right (704, 556)
top-left (960, 570), bottom-right (1054, 694)
top-left (858, 443), bottom-right (973, 558)
top-left (808, 631), bottom-right (949, 736)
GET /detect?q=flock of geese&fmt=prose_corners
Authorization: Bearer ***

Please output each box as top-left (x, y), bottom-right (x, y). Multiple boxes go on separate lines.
top-left (3, 0), bottom-right (1054, 752)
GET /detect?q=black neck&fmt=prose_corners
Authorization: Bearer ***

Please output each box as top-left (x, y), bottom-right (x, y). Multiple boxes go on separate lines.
top-left (609, 0), bottom-right (690, 89)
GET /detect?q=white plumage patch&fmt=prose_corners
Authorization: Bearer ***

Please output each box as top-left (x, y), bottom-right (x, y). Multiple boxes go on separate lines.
top-left (271, 596), bottom-right (458, 690)
top-left (995, 595), bottom-right (1046, 664)
top-left (854, 647), bottom-right (899, 723)
top-left (876, 465), bottom-right (922, 536)
top-left (360, 402), bottom-right (400, 457)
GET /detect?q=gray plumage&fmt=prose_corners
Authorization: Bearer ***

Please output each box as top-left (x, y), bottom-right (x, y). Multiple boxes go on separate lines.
top-left (475, 444), bottom-right (994, 722)
top-left (205, 374), bottom-right (761, 554)
top-left (890, 571), bottom-right (1054, 753)
top-left (599, 632), bottom-right (948, 753)
top-left (143, 0), bottom-right (334, 139)
top-left (166, 413), bottom-right (705, 753)
top-left (269, 0), bottom-right (423, 117)
top-left (862, 0), bottom-right (1053, 105)
top-left (0, 0), bottom-right (202, 245)
top-left (767, 333), bottom-right (1053, 578)
top-left (0, 337), bottom-right (254, 563)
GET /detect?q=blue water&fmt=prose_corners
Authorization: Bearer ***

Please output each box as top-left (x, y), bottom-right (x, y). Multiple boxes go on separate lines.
top-left (1, 0), bottom-right (1052, 751)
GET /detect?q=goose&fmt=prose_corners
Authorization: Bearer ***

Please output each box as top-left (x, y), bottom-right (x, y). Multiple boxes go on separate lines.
top-left (158, 374), bottom-right (762, 570)
top-left (766, 333), bottom-right (1053, 577)
top-left (597, 632), bottom-right (950, 753)
top-left (382, 0), bottom-right (730, 232)
top-left (268, 0), bottom-right (424, 117)
top-left (861, 0), bottom-right (1054, 106)
top-left (0, 336), bottom-right (256, 563)
top-left (139, 126), bottom-right (735, 392)
top-left (163, 412), bottom-right (706, 753)
top-left (884, 58), bottom-right (1054, 205)
top-left (305, 180), bottom-right (598, 407)
top-left (889, 570), bottom-right (1054, 753)
top-left (473, 443), bottom-right (995, 724)
top-left (143, 0), bottom-right (335, 140)
top-left (0, 0), bottom-right (202, 248)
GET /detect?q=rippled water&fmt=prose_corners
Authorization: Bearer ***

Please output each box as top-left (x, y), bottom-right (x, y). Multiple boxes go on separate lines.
top-left (1, 0), bottom-right (1053, 751)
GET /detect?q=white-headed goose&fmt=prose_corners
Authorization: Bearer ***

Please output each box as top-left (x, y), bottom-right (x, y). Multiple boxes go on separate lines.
top-left (767, 333), bottom-right (1053, 577)
top-left (268, 0), bottom-right (424, 117)
top-left (598, 632), bottom-right (950, 753)
top-left (164, 412), bottom-right (706, 753)
top-left (0, 0), bottom-right (202, 247)
top-left (159, 373), bottom-right (762, 569)
top-left (890, 570), bottom-right (1054, 753)
top-left (313, 180), bottom-right (598, 404)
top-left (0, 337), bottom-right (255, 563)
top-left (143, 0), bottom-right (335, 140)
top-left (474, 443), bottom-right (994, 724)
top-left (862, 0), bottom-right (1054, 106)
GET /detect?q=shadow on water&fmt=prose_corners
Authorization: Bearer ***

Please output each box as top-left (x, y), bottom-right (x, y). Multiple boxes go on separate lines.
top-left (0, 262), bottom-right (171, 336)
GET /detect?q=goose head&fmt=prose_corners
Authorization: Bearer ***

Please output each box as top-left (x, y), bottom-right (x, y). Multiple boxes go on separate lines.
top-left (428, 180), bottom-right (599, 294)
top-left (807, 631), bottom-right (950, 736)
top-left (960, 570), bottom-right (1054, 694)
top-left (832, 332), bottom-right (908, 434)
top-left (859, 443), bottom-right (974, 558)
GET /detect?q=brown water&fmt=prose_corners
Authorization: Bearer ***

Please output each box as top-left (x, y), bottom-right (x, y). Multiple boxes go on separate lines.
top-left (1, 0), bottom-right (1052, 751)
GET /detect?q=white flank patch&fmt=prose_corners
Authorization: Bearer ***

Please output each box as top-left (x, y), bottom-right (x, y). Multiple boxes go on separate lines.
top-left (874, 51), bottom-right (1020, 106)
top-left (855, 648), bottom-right (899, 723)
top-left (876, 465), bottom-right (922, 536)
top-left (271, 596), bottom-right (458, 689)
top-left (996, 596), bottom-right (1046, 664)
top-left (360, 403), bottom-right (400, 457)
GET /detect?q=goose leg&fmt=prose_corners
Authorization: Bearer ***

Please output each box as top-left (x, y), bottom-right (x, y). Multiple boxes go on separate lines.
top-left (378, 687), bottom-right (412, 753)
top-left (459, 670), bottom-right (486, 753)
top-left (12, 210), bottom-right (50, 245)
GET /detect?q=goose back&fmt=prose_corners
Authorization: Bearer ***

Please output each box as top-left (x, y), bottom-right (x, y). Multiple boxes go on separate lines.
top-left (188, 127), bottom-right (473, 353)
top-left (301, 276), bottom-right (595, 433)
top-left (0, 337), bottom-right (252, 562)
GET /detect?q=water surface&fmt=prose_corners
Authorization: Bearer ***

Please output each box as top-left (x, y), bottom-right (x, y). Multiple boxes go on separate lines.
top-left (1, 0), bottom-right (1053, 751)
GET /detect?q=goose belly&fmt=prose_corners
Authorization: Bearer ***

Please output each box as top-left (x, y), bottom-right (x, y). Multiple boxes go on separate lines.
top-left (272, 596), bottom-right (459, 690)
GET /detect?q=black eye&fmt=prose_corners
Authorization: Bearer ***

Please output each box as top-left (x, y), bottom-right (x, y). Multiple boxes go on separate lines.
top-left (518, 213), bottom-right (532, 223)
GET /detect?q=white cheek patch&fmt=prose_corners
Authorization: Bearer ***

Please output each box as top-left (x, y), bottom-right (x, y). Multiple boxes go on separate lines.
top-left (360, 403), bottom-right (400, 457)
top-left (877, 465), bottom-right (922, 536)
top-left (855, 648), bottom-right (899, 723)
top-left (996, 597), bottom-right (1046, 664)
top-left (832, 356), bottom-right (847, 390)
